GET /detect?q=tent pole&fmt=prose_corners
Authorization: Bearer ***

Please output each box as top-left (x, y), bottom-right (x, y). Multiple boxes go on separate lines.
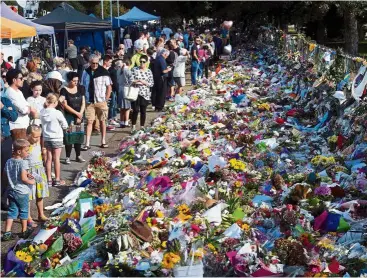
top-left (101, 0), bottom-right (104, 19)
top-left (53, 34), bottom-right (58, 57)
top-left (117, 0), bottom-right (120, 45)
top-left (110, 0), bottom-right (113, 51)
top-left (65, 28), bottom-right (68, 59)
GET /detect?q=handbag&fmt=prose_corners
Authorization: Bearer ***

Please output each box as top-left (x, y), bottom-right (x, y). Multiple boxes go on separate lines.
top-left (122, 69), bottom-right (139, 102)
top-left (124, 85), bottom-right (139, 102)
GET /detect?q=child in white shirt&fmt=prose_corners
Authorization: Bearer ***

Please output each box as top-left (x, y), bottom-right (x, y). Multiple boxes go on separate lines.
top-left (40, 94), bottom-right (68, 187)
top-left (27, 81), bottom-right (45, 126)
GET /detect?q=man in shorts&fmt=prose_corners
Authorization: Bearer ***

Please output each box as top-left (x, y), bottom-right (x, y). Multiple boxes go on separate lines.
top-left (81, 54), bottom-right (112, 150)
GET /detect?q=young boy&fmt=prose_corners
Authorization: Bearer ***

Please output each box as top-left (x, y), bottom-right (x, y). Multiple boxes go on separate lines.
top-left (2, 139), bottom-right (35, 241)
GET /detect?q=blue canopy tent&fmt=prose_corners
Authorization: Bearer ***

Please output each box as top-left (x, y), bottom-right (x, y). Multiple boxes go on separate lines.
top-left (105, 17), bottom-right (135, 29)
top-left (115, 7), bottom-right (160, 22)
top-left (68, 14), bottom-right (105, 54)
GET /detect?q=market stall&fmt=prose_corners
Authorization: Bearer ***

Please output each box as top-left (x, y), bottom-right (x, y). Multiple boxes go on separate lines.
top-left (115, 7), bottom-right (160, 22)
top-left (0, 17), bottom-right (37, 38)
top-left (33, 2), bottom-right (111, 56)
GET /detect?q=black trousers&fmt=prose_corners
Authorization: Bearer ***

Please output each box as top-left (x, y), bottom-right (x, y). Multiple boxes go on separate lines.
top-left (131, 95), bottom-right (148, 126)
top-left (1, 136), bottom-right (12, 205)
top-left (65, 144), bottom-right (81, 158)
top-left (69, 58), bottom-right (78, 71)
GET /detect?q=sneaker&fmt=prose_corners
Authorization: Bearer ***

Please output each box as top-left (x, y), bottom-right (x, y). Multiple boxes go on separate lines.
top-left (20, 228), bottom-right (33, 239)
top-left (125, 121), bottom-right (130, 127)
top-left (2, 232), bottom-right (16, 241)
top-left (119, 122), bottom-right (126, 128)
top-left (65, 157), bottom-right (71, 164)
top-left (107, 125), bottom-right (116, 131)
top-left (131, 126), bottom-right (136, 134)
top-left (110, 119), bottom-right (120, 126)
top-left (76, 156), bottom-right (86, 163)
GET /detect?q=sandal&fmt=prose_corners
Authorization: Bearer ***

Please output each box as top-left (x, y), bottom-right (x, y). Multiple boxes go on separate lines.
top-left (48, 180), bottom-right (53, 188)
top-left (38, 216), bottom-right (49, 222)
top-left (100, 144), bottom-right (109, 148)
top-left (53, 180), bottom-right (66, 187)
top-left (27, 220), bottom-right (38, 228)
top-left (81, 145), bottom-right (91, 151)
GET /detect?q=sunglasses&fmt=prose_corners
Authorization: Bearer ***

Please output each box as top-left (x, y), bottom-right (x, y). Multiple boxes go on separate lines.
top-left (17, 76), bottom-right (24, 80)
top-left (140, 60), bottom-right (147, 64)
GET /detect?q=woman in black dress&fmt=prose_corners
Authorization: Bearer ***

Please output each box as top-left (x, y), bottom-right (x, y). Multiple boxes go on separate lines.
top-left (152, 49), bottom-right (172, 111)
top-left (60, 72), bottom-right (86, 164)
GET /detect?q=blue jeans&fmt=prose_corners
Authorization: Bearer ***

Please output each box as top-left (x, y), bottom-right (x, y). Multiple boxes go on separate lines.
top-left (8, 191), bottom-right (29, 220)
top-left (191, 60), bottom-right (200, 85)
top-left (199, 62), bottom-right (205, 78)
top-left (108, 91), bottom-right (117, 120)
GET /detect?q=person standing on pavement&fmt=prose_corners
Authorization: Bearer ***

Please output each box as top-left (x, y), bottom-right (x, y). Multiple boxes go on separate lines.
top-left (130, 43), bottom-right (150, 69)
top-left (66, 40), bottom-right (78, 71)
top-left (1, 89), bottom-right (18, 210)
top-left (124, 34), bottom-right (133, 57)
top-left (191, 37), bottom-right (201, 86)
top-left (130, 55), bottom-right (154, 132)
top-left (77, 46), bottom-right (89, 79)
top-left (115, 58), bottom-right (133, 128)
top-left (60, 71), bottom-right (86, 165)
top-left (153, 49), bottom-right (171, 111)
top-left (5, 69), bottom-right (37, 140)
top-left (81, 54), bottom-right (112, 150)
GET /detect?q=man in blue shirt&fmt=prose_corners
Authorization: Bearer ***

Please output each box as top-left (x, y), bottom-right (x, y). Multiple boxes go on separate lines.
top-left (1, 91), bottom-right (18, 210)
top-left (183, 28), bottom-right (190, 49)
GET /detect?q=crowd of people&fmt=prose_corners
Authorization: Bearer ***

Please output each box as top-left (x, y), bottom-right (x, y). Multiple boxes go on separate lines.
top-left (0, 25), bottom-right (231, 240)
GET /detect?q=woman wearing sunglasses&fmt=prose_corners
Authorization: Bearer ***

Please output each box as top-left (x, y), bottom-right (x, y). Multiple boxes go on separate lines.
top-left (130, 55), bottom-right (154, 133)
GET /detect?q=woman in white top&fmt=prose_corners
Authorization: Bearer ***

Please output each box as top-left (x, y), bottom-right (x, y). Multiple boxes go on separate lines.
top-left (5, 69), bottom-right (37, 140)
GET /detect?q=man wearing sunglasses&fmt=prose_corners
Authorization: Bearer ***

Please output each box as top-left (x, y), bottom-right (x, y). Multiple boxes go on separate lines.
top-left (81, 55), bottom-right (112, 150)
top-left (5, 69), bottom-right (37, 140)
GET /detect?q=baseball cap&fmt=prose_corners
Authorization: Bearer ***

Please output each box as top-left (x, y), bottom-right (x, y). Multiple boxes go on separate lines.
top-left (47, 71), bottom-right (65, 83)
top-left (135, 41), bottom-right (144, 50)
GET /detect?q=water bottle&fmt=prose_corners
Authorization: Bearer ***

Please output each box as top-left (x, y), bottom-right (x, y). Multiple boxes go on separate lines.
top-left (70, 121), bottom-right (74, 133)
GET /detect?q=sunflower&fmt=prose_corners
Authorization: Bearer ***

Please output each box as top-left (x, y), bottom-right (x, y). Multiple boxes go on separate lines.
top-left (15, 251), bottom-right (27, 261)
top-left (162, 252), bottom-right (181, 269)
top-left (23, 255), bottom-right (33, 263)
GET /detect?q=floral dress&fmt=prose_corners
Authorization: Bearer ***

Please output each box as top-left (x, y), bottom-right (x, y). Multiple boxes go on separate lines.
top-left (27, 144), bottom-right (49, 200)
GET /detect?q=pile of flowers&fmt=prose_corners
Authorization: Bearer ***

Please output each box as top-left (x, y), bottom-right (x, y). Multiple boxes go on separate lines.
top-left (3, 35), bottom-right (367, 278)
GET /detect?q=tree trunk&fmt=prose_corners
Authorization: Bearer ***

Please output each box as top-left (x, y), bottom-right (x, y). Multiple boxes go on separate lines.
top-left (343, 9), bottom-right (359, 55)
top-left (316, 20), bottom-right (326, 44)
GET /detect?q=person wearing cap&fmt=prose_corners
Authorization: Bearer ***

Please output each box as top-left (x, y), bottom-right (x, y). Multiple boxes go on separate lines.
top-left (42, 71), bottom-right (65, 98)
top-left (5, 69), bottom-right (37, 140)
top-left (81, 54), bottom-right (112, 150)
top-left (130, 43), bottom-right (150, 69)
top-left (66, 40), bottom-right (78, 71)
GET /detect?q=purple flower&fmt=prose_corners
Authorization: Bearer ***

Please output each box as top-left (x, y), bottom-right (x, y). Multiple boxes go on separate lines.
top-left (314, 186), bottom-right (331, 196)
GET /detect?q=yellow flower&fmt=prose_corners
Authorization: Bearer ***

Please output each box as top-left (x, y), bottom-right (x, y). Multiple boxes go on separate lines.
top-left (207, 243), bottom-right (216, 252)
top-left (177, 204), bottom-right (190, 214)
top-left (29, 245), bottom-right (35, 253)
top-left (23, 255), bottom-right (33, 263)
top-left (203, 148), bottom-right (212, 156)
top-left (161, 241), bottom-right (167, 248)
top-left (162, 252), bottom-right (181, 269)
top-left (234, 181), bottom-right (242, 188)
top-left (156, 210), bottom-right (164, 218)
top-left (241, 223), bottom-right (250, 231)
top-left (194, 248), bottom-right (204, 259)
top-left (177, 213), bottom-right (192, 222)
top-left (16, 251), bottom-right (27, 261)
top-left (229, 159), bottom-right (246, 171)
